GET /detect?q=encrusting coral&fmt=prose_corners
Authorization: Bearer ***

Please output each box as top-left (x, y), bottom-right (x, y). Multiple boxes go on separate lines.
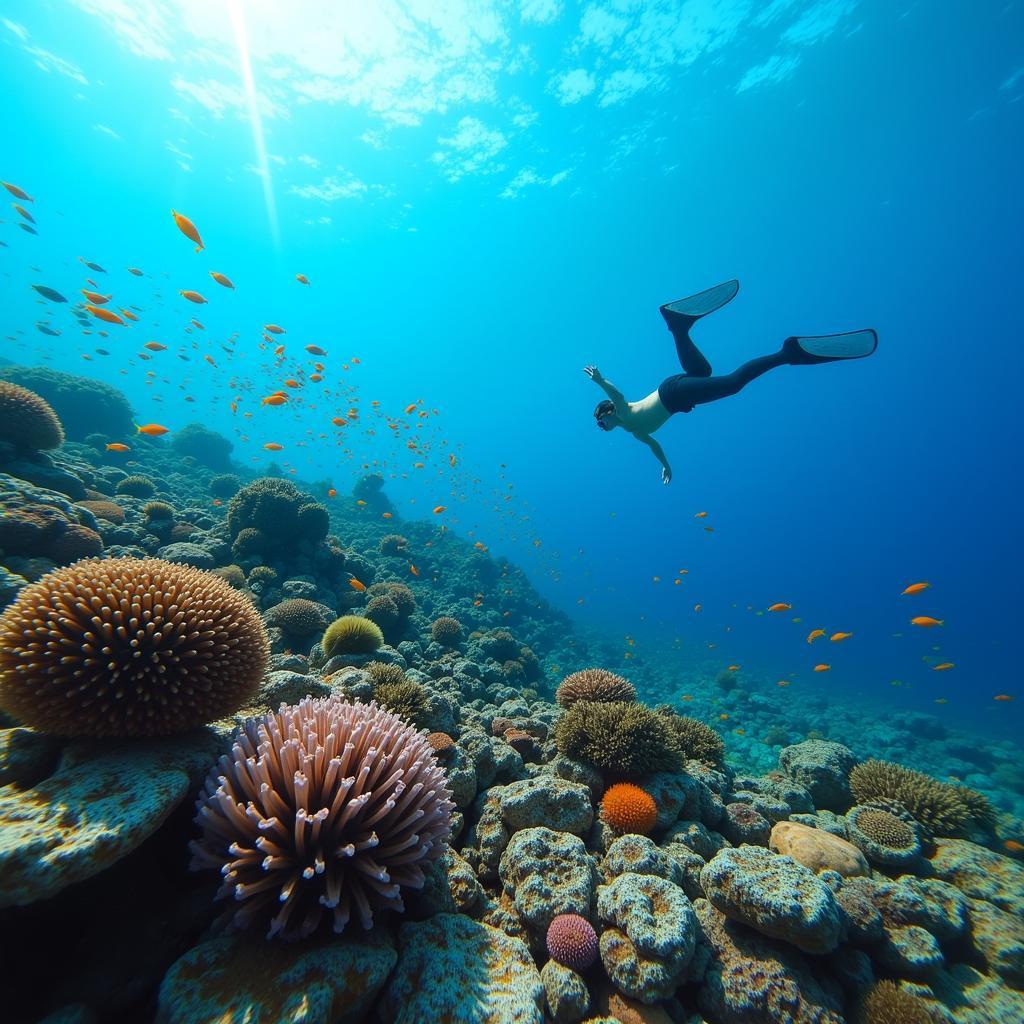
top-left (190, 696), bottom-right (454, 940)
top-left (0, 557), bottom-right (269, 736)
top-left (0, 380), bottom-right (65, 450)
top-left (556, 668), bottom-right (637, 709)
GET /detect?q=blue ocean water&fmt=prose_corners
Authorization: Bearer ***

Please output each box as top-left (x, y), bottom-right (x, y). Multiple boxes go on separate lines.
top-left (2, 0), bottom-right (1022, 747)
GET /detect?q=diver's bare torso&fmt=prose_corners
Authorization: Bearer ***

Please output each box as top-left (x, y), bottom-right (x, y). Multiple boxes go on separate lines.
top-left (622, 390), bottom-right (672, 436)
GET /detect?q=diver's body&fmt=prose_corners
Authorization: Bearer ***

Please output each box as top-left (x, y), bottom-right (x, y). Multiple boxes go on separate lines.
top-left (585, 279), bottom-right (877, 484)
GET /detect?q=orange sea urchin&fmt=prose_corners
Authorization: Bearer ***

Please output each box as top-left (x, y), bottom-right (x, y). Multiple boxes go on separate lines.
top-left (600, 782), bottom-right (658, 835)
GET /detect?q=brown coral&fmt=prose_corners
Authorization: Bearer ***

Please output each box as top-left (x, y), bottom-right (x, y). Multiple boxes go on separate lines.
top-left (556, 668), bottom-right (637, 709)
top-left (76, 500), bottom-right (125, 524)
top-left (856, 980), bottom-right (935, 1024)
top-left (0, 557), bottom-right (269, 737)
top-left (0, 380), bottom-right (64, 450)
top-left (850, 759), bottom-right (974, 836)
top-left (190, 696), bottom-right (454, 940)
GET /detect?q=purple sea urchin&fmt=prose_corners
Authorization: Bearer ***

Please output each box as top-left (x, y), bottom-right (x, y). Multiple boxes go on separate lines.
top-left (546, 913), bottom-right (599, 970)
top-left (190, 696), bottom-right (454, 941)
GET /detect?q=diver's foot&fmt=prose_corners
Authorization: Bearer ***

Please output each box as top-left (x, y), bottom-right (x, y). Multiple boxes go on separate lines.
top-left (660, 279), bottom-right (740, 331)
top-left (784, 329), bottom-right (878, 364)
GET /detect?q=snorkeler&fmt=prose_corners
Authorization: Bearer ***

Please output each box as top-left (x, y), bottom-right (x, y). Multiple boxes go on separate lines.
top-left (584, 279), bottom-right (877, 484)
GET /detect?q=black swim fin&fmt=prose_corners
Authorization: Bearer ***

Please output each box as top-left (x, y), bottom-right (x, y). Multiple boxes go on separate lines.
top-left (660, 279), bottom-right (740, 330)
top-left (784, 329), bottom-right (878, 365)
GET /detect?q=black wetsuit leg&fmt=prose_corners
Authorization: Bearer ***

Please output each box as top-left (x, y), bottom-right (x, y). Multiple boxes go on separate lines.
top-left (658, 350), bottom-right (789, 414)
top-left (667, 319), bottom-right (712, 377)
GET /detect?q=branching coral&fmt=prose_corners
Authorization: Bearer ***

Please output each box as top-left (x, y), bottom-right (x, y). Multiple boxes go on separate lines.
top-left (190, 695), bottom-right (453, 940)
top-left (554, 701), bottom-right (683, 777)
top-left (0, 557), bottom-right (268, 736)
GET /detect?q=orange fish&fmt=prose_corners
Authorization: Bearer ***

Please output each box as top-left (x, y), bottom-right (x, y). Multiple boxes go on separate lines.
top-left (830, 632), bottom-right (853, 642)
top-left (1003, 839), bottom-right (1024, 854)
top-left (264, 324), bottom-right (285, 334)
top-left (806, 629), bottom-right (826, 644)
top-left (262, 394), bottom-right (287, 406)
top-left (305, 345), bottom-right (326, 356)
top-left (2, 181), bottom-right (33, 201)
top-left (382, 512), bottom-right (393, 519)
top-left (81, 290), bottom-right (110, 304)
top-left (296, 273), bottom-right (309, 285)
top-left (172, 209), bottom-right (204, 251)
top-left (284, 379), bottom-right (300, 388)
top-left (932, 662), bottom-right (954, 671)
top-left (121, 309), bottom-right (138, 322)
top-left (327, 488), bottom-right (337, 499)
top-left (409, 565), bottom-right (419, 577)
top-left (727, 665), bottom-right (740, 671)
top-left (432, 505), bottom-right (447, 514)
top-left (934, 698), bottom-right (948, 705)
top-left (191, 319), bottom-right (204, 329)
top-left (404, 403), bottom-right (418, 414)
top-left (718, 713), bottom-right (729, 721)
top-left (263, 442), bottom-right (284, 451)
top-left (136, 423), bottom-right (169, 436)
top-left (902, 582), bottom-right (930, 595)
top-left (776, 680), bottom-right (791, 688)
top-left (694, 511), bottom-right (708, 518)
top-left (144, 342), bottom-right (167, 351)
top-left (127, 267), bottom-right (143, 276)
top-left (331, 417), bottom-right (346, 426)
top-left (911, 616), bottom-right (943, 628)
top-left (681, 694), bottom-right (694, 702)
top-left (204, 355), bottom-right (216, 367)
top-left (87, 305), bottom-right (124, 325)
top-left (211, 498), bottom-right (223, 506)
top-left (355, 500), bottom-right (367, 506)
top-left (309, 374), bottom-right (323, 383)
top-left (348, 578), bottom-right (366, 592)
top-left (207, 271), bottom-right (233, 290)
top-left (180, 290), bottom-right (207, 304)
top-left (105, 443), bottom-right (130, 452)
top-left (994, 694), bottom-right (1015, 702)
top-left (813, 664), bottom-right (831, 672)
top-left (768, 602), bottom-right (792, 612)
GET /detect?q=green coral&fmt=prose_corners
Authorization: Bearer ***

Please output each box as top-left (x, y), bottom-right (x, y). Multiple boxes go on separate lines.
top-left (322, 616), bottom-right (384, 658)
top-left (373, 679), bottom-right (429, 728)
top-left (658, 709), bottom-right (726, 767)
top-left (365, 662), bottom-right (406, 687)
top-left (553, 701), bottom-right (684, 778)
top-left (116, 475), bottom-right (156, 499)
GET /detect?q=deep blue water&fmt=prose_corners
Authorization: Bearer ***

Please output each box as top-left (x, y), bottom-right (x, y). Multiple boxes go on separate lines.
top-left (2, 0), bottom-right (1022, 742)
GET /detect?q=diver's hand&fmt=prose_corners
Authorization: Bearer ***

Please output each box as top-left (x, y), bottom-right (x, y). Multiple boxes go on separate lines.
top-left (662, 466), bottom-right (672, 485)
top-left (583, 365), bottom-right (603, 382)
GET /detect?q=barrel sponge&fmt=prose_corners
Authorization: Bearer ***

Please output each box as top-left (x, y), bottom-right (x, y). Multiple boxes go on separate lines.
top-left (556, 668), bottom-right (637, 709)
top-left (553, 701), bottom-right (683, 777)
top-left (322, 615), bottom-right (384, 657)
top-left (0, 380), bottom-right (64, 450)
top-left (190, 695), bottom-right (454, 940)
top-left (0, 557), bottom-right (269, 737)
top-left (601, 782), bottom-right (658, 836)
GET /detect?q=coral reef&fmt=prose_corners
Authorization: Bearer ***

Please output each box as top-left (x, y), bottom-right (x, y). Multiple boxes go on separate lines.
top-left (0, 557), bottom-right (268, 736)
top-left (0, 380), bottom-right (64, 450)
top-left (190, 696), bottom-right (454, 940)
top-left (556, 667), bottom-right (637, 708)
top-left (170, 422), bottom-right (233, 471)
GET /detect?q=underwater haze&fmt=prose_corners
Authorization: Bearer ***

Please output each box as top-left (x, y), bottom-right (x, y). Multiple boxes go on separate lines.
top-left (2, 1), bottom-right (1024, 1021)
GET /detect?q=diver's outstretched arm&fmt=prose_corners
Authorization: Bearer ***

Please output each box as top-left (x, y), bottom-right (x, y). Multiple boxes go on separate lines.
top-left (640, 435), bottom-right (672, 484)
top-left (583, 365), bottom-right (628, 415)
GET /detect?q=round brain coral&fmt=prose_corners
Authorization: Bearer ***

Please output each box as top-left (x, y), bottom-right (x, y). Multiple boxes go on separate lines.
top-left (601, 782), bottom-right (658, 835)
top-left (76, 499), bottom-right (125, 524)
top-left (0, 380), bottom-right (65, 450)
top-left (190, 695), bottom-right (454, 941)
top-left (430, 615), bottom-right (462, 646)
top-left (322, 615), bottom-right (384, 657)
top-left (556, 668), bottom-right (637, 708)
top-left (265, 598), bottom-right (335, 638)
top-left (116, 474), bottom-right (157, 499)
top-left (0, 557), bottom-right (269, 737)
top-left (546, 913), bottom-right (599, 970)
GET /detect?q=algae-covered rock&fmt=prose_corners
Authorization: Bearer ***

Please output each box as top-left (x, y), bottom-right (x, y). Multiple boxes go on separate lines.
top-left (597, 871), bottom-right (697, 1003)
top-left (378, 913), bottom-right (544, 1024)
top-left (540, 960), bottom-right (590, 1023)
top-left (778, 740), bottom-right (857, 810)
top-left (966, 896), bottom-right (1024, 988)
top-left (694, 900), bottom-right (845, 1024)
top-left (498, 826), bottom-right (598, 940)
top-left (157, 932), bottom-right (395, 1024)
top-left (0, 729), bottom-right (222, 907)
top-left (700, 846), bottom-right (844, 954)
top-left (930, 838), bottom-right (1024, 915)
top-left (603, 833), bottom-right (686, 887)
top-left (498, 775), bottom-right (593, 836)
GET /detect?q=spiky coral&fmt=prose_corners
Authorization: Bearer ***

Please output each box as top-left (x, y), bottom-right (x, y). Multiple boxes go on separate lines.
top-left (265, 599), bottom-right (335, 639)
top-left (660, 711), bottom-right (726, 767)
top-left (601, 782), bottom-right (658, 835)
top-left (364, 661), bottom-right (407, 687)
top-left (857, 980), bottom-right (935, 1024)
top-left (430, 616), bottom-right (463, 646)
top-left (373, 679), bottom-right (429, 728)
top-left (190, 696), bottom-right (454, 940)
top-left (556, 668), bottom-right (637, 709)
top-left (115, 474), bottom-right (156, 498)
top-left (554, 701), bottom-right (683, 778)
top-left (850, 759), bottom-right (984, 837)
top-left (0, 557), bottom-right (268, 736)
top-left (322, 615), bottom-right (384, 657)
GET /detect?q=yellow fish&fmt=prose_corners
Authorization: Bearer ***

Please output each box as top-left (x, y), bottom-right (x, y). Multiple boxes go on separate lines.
top-left (806, 629), bottom-right (826, 644)
top-left (830, 631), bottom-right (853, 642)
